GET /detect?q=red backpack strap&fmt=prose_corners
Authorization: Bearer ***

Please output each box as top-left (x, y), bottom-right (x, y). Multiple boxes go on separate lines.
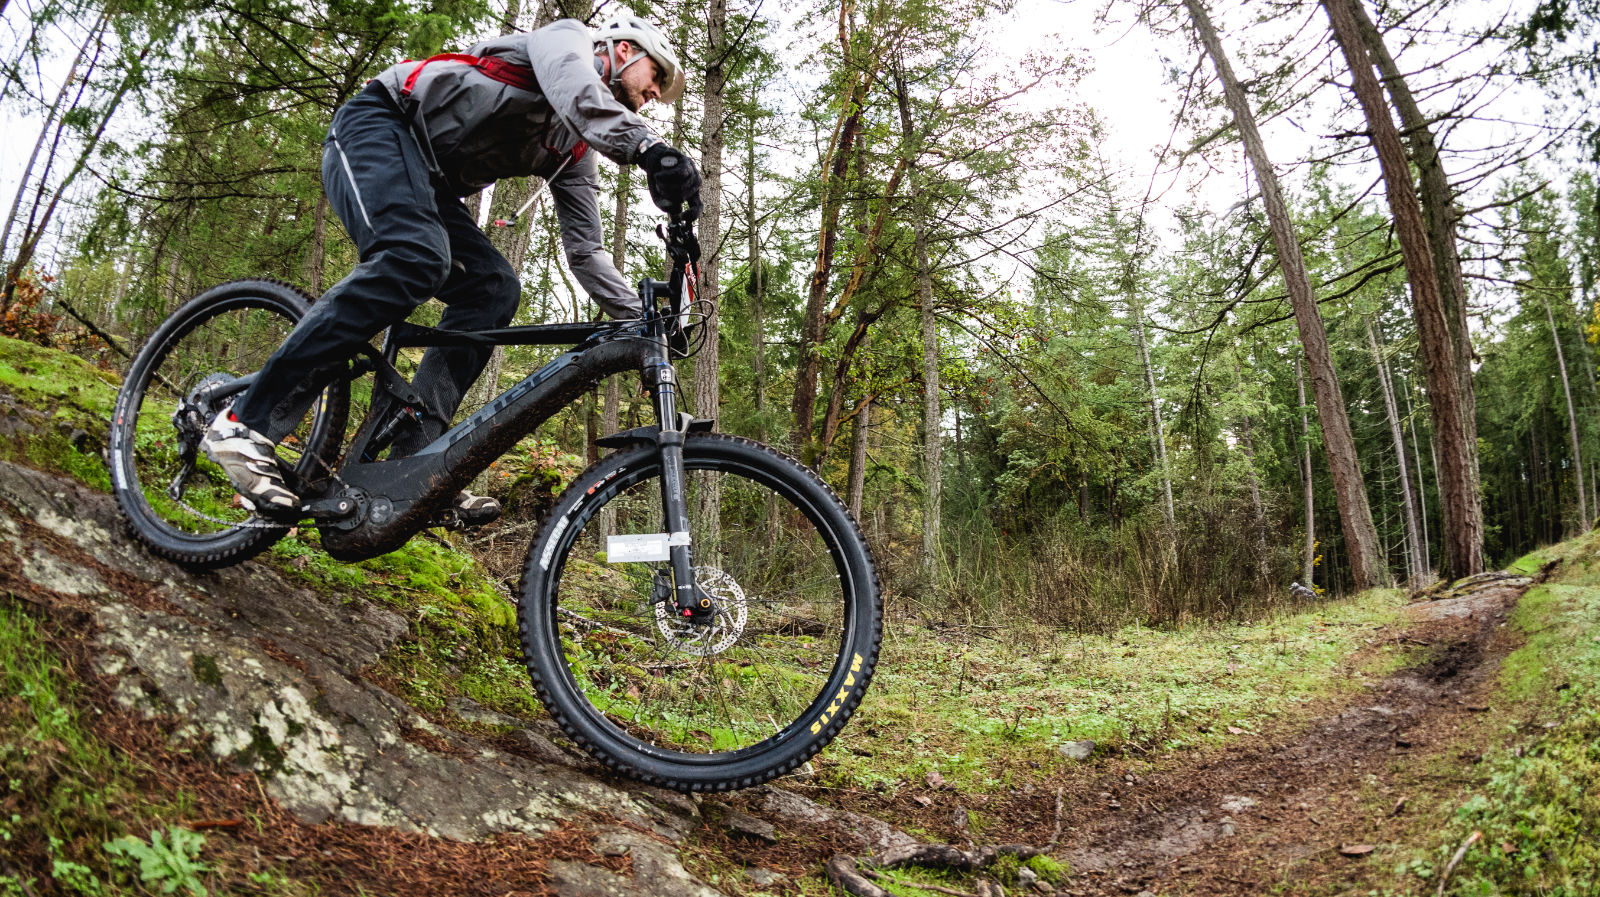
top-left (401, 53), bottom-right (482, 96)
top-left (401, 52), bottom-right (539, 97)
top-left (473, 55), bottom-right (539, 92)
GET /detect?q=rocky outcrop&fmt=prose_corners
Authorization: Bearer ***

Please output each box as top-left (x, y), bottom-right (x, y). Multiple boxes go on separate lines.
top-left (0, 460), bottom-right (719, 896)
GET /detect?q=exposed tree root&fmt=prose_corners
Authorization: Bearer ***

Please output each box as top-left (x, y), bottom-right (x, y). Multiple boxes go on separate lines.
top-left (827, 854), bottom-right (893, 897)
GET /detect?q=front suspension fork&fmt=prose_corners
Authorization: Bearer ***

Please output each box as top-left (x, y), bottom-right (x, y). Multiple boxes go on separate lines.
top-left (647, 359), bottom-right (710, 623)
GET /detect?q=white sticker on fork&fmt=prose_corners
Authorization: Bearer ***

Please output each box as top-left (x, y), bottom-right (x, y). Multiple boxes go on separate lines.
top-left (607, 533), bottom-right (671, 563)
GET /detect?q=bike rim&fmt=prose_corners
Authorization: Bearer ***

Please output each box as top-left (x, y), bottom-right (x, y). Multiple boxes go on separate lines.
top-left (120, 297), bottom-right (326, 538)
top-left (543, 453), bottom-right (861, 764)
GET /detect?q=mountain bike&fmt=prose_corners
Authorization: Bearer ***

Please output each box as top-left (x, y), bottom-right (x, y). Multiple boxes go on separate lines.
top-left (107, 219), bottom-right (882, 792)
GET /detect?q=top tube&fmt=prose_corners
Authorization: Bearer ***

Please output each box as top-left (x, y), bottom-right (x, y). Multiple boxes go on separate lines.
top-left (387, 320), bottom-right (633, 349)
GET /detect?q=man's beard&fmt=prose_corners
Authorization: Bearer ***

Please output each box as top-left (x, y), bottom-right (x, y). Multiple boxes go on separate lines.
top-left (611, 83), bottom-right (643, 112)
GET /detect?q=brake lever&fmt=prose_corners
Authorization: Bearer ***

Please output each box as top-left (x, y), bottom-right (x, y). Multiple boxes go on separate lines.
top-left (656, 220), bottom-right (701, 265)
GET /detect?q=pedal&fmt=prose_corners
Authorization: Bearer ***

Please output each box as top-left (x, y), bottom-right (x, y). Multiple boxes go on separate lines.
top-left (428, 505), bottom-right (502, 532)
top-left (304, 495), bottom-right (360, 522)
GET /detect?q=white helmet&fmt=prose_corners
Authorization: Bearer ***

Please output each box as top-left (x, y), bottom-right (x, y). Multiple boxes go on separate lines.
top-left (593, 15), bottom-right (685, 104)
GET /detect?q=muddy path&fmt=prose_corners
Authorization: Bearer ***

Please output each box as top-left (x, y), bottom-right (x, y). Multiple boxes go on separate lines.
top-left (1044, 578), bottom-right (1530, 896)
top-left (719, 575), bottom-right (1538, 896)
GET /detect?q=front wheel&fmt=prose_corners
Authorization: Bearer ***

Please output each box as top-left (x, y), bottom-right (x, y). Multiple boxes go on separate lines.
top-left (518, 433), bottom-right (882, 792)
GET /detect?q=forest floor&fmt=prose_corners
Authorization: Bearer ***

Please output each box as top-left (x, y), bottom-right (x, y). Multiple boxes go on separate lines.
top-left (696, 547), bottom-right (1599, 897)
top-left (2, 333), bottom-right (1596, 896)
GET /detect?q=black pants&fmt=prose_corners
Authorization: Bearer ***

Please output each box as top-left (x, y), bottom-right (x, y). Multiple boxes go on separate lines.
top-left (231, 83), bottom-right (519, 458)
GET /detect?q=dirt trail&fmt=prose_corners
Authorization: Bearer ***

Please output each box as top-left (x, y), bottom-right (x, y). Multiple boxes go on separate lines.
top-left (1046, 578), bottom-right (1530, 895)
top-left (726, 576), bottom-right (1537, 897)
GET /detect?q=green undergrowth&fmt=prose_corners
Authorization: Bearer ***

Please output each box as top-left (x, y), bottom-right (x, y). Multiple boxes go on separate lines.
top-left (815, 587), bottom-right (1411, 793)
top-left (0, 599), bottom-right (306, 896)
top-left (0, 335), bottom-right (118, 491)
top-left (1422, 535), bottom-right (1600, 896)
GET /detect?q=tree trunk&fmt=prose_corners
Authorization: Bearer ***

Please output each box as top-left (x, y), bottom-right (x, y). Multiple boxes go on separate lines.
top-left (605, 163), bottom-right (630, 443)
top-left (892, 56), bottom-right (941, 587)
top-left (1184, 0), bottom-right (1389, 589)
top-left (791, 45), bottom-right (881, 460)
top-left (0, 13), bottom-right (104, 273)
top-left (690, 0), bottom-right (728, 562)
top-left (817, 310), bottom-right (879, 463)
top-left (1352, 0), bottom-right (1479, 481)
top-left (1543, 292), bottom-right (1588, 530)
top-left (596, 165), bottom-right (631, 539)
top-left (4, 27), bottom-right (121, 309)
top-left (848, 401), bottom-right (870, 519)
top-left (1231, 361), bottom-right (1273, 584)
top-left (1131, 292), bottom-right (1175, 551)
top-left (1297, 356), bottom-right (1316, 586)
top-left (1323, 0), bottom-right (1483, 580)
top-left (1366, 318), bottom-right (1426, 584)
top-left (1400, 375), bottom-right (1431, 571)
top-left (305, 193), bottom-right (329, 295)
top-left (747, 125), bottom-right (765, 441)
top-left (693, 0), bottom-right (726, 430)
top-left (916, 216), bottom-right (940, 588)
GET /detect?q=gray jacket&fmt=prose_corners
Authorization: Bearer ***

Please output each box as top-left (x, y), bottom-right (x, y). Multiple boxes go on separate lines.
top-left (372, 19), bottom-right (652, 318)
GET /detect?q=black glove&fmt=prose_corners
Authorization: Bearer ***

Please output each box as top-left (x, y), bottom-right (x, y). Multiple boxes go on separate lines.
top-left (640, 142), bottom-right (703, 221)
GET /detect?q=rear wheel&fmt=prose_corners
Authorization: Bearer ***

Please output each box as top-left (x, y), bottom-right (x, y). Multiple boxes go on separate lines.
top-left (518, 433), bottom-right (882, 792)
top-left (109, 279), bottom-right (347, 568)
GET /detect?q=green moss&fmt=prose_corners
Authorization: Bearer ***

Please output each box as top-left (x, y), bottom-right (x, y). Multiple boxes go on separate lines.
top-left (0, 336), bottom-right (119, 417)
top-left (0, 338), bottom-right (120, 490)
top-left (189, 654), bottom-right (223, 689)
top-left (1025, 854), bottom-right (1069, 882)
top-left (1506, 548), bottom-right (1555, 575)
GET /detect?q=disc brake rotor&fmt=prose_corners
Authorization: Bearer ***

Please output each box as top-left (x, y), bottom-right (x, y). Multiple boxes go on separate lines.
top-left (653, 566), bottom-right (748, 656)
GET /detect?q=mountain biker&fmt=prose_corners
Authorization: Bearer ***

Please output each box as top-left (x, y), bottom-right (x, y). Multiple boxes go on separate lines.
top-left (200, 15), bottom-right (703, 526)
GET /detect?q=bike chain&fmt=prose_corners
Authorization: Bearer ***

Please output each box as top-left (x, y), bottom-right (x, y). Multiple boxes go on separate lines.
top-left (173, 496), bottom-right (288, 531)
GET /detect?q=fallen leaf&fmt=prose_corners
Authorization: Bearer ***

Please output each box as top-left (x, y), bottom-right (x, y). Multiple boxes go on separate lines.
top-left (926, 770), bottom-right (946, 789)
top-left (1226, 725), bottom-right (1245, 735)
top-left (1338, 844), bottom-right (1375, 857)
top-left (911, 795), bottom-right (933, 808)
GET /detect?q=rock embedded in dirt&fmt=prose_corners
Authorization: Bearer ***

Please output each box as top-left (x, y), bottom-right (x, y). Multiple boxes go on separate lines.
top-left (747, 868), bottom-right (784, 887)
top-left (712, 804), bottom-right (778, 842)
top-left (1218, 795), bottom-right (1256, 813)
top-left (1058, 739), bottom-right (1096, 761)
top-left (759, 786), bottom-right (918, 855)
top-left (0, 461), bottom-right (723, 895)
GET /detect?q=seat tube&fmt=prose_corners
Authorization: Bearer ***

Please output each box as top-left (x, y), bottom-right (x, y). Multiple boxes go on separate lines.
top-left (644, 343), bottom-right (697, 616)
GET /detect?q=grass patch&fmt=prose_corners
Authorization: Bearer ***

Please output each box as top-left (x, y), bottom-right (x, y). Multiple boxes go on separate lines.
top-left (817, 588), bottom-right (1410, 792)
top-left (0, 598), bottom-right (155, 896)
top-left (272, 529), bottom-right (541, 723)
top-left (1420, 564), bottom-right (1600, 895)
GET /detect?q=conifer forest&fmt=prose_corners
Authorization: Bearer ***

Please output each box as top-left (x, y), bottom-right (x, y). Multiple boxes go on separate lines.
top-left (2, 0), bottom-right (1598, 627)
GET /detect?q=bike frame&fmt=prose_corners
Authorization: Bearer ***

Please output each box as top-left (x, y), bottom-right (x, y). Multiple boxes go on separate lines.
top-left (288, 276), bottom-right (699, 585)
